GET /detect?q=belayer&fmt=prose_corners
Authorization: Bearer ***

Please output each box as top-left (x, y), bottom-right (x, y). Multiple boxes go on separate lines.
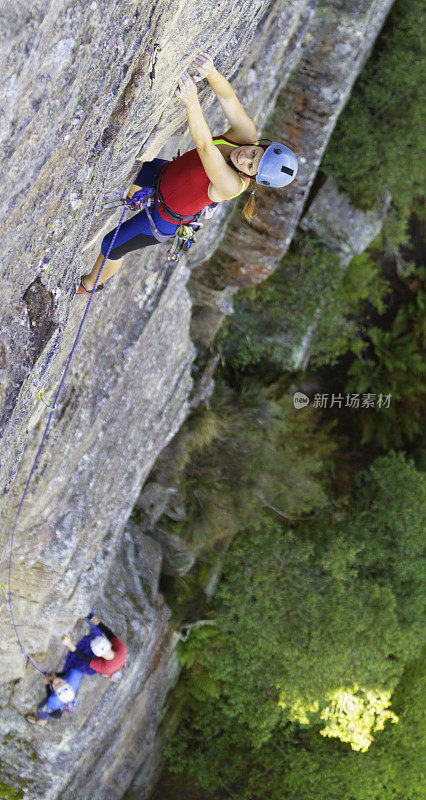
top-left (25, 613), bottom-right (126, 726)
top-left (77, 52), bottom-right (298, 294)
top-left (61, 612), bottom-right (126, 678)
top-left (26, 669), bottom-right (83, 727)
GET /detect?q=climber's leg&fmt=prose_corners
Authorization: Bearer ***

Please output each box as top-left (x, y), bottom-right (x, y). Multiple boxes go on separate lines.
top-left (76, 172), bottom-right (177, 295)
top-left (127, 182), bottom-right (143, 198)
top-left (26, 714), bottom-right (47, 726)
top-left (81, 252), bottom-right (124, 292)
top-left (77, 206), bottom-right (170, 294)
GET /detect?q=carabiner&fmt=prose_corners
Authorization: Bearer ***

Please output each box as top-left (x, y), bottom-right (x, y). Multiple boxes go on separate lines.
top-left (148, 44), bottom-right (162, 89)
top-left (38, 390), bottom-right (56, 410)
top-left (95, 198), bottom-right (126, 216)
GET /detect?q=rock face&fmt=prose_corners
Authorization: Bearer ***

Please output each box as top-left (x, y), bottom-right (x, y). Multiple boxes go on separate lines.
top-left (300, 176), bottom-right (391, 266)
top-left (135, 483), bottom-right (195, 575)
top-left (2, 524), bottom-right (177, 800)
top-left (192, 0), bottom-right (394, 289)
top-left (0, 1), bottom-right (394, 798)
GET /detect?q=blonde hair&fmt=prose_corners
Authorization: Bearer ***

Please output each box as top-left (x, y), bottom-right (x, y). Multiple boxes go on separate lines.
top-left (242, 188), bottom-right (258, 223)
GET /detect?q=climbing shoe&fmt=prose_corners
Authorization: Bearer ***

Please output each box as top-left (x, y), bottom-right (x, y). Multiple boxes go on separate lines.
top-left (76, 277), bottom-right (104, 296)
top-left (25, 715), bottom-right (47, 727)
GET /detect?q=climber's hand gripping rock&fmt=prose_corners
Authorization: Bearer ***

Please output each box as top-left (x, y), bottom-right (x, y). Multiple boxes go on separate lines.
top-left (190, 52), bottom-right (215, 81)
top-left (175, 71), bottom-right (199, 106)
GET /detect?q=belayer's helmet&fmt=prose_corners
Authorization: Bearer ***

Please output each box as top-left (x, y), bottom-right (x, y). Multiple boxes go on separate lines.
top-left (90, 635), bottom-right (112, 657)
top-left (55, 683), bottom-right (76, 703)
top-left (255, 140), bottom-right (298, 188)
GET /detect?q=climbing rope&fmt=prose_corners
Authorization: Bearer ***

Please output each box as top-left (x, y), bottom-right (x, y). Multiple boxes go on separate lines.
top-left (6, 203), bottom-right (131, 675)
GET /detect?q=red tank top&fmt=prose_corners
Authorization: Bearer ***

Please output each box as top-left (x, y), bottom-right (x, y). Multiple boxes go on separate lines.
top-left (157, 135), bottom-right (242, 223)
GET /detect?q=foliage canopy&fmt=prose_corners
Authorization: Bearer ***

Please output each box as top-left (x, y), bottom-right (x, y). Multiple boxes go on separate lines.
top-left (167, 453), bottom-right (426, 794)
top-left (322, 0), bottom-right (426, 212)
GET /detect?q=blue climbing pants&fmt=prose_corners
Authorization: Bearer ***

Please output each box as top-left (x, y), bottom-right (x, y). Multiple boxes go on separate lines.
top-left (63, 633), bottom-right (98, 675)
top-left (100, 159), bottom-right (178, 260)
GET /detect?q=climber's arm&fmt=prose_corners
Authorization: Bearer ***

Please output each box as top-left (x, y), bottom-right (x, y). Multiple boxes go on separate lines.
top-left (207, 69), bottom-right (257, 141)
top-left (177, 73), bottom-right (244, 198)
top-left (62, 634), bottom-right (76, 652)
top-left (177, 72), bottom-right (213, 150)
top-left (190, 53), bottom-right (257, 141)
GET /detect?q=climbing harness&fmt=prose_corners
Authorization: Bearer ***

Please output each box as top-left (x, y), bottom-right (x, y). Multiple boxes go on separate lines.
top-left (96, 184), bottom-right (203, 262)
top-left (97, 190), bottom-right (176, 244)
top-left (6, 204), bottom-right (129, 675)
top-left (148, 43), bottom-right (161, 89)
top-left (153, 162), bottom-right (205, 259)
top-left (126, 188), bottom-right (174, 242)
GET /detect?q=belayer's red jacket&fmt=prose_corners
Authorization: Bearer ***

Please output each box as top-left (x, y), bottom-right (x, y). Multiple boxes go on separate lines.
top-left (73, 622), bottom-right (127, 676)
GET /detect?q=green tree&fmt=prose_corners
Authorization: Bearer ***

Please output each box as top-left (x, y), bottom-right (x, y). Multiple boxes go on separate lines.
top-left (219, 238), bottom-right (387, 372)
top-left (323, 0), bottom-right (426, 214)
top-left (169, 383), bottom-right (336, 551)
top-left (345, 266), bottom-right (426, 449)
top-left (239, 648), bottom-right (426, 800)
top-left (167, 453), bottom-right (426, 793)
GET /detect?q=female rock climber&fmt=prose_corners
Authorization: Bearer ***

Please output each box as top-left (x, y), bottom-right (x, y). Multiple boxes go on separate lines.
top-left (26, 668), bottom-right (83, 727)
top-left (77, 52), bottom-right (298, 294)
top-left (61, 612), bottom-right (126, 678)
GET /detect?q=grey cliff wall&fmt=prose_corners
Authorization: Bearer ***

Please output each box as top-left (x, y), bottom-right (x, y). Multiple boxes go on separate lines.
top-left (300, 176), bottom-right (391, 266)
top-left (191, 0), bottom-right (394, 290)
top-left (292, 176), bottom-right (391, 369)
top-left (0, 0), bottom-right (394, 798)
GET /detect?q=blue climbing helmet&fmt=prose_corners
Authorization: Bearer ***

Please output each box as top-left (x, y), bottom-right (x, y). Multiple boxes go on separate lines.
top-left (255, 140), bottom-right (298, 188)
top-left (55, 682), bottom-right (76, 704)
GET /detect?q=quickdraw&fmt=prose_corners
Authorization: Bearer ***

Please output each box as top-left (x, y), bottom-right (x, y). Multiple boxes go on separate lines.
top-left (166, 225), bottom-right (198, 262)
top-left (95, 197), bottom-right (141, 216)
top-left (148, 44), bottom-right (161, 89)
top-left (38, 390), bottom-right (56, 409)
